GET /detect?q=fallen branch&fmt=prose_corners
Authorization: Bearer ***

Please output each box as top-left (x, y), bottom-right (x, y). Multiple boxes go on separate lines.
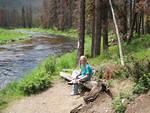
top-left (60, 72), bottom-right (113, 113)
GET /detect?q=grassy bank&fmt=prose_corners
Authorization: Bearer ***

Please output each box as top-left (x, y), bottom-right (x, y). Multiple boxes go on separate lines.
top-left (0, 28), bottom-right (29, 44)
top-left (0, 28), bottom-right (149, 111)
top-left (0, 52), bottom-right (77, 109)
top-left (0, 28), bottom-right (78, 110)
top-left (15, 28), bottom-right (78, 38)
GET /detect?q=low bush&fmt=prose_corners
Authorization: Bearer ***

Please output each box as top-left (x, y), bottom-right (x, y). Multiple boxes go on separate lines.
top-left (0, 82), bottom-right (23, 109)
top-left (18, 52), bottom-right (77, 95)
top-left (57, 52), bottom-right (76, 70)
top-left (112, 97), bottom-right (126, 113)
top-left (112, 93), bottom-right (132, 113)
top-left (113, 67), bottom-right (129, 79)
top-left (45, 57), bottom-right (57, 75)
top-left (133, 73), bottom-right (150, 94)
top-left (19, 71), bottom-right (51, 95)
top-left (125, 58), bottom-right (150, 94)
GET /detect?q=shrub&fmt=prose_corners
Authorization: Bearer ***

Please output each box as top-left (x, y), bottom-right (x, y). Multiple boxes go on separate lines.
top-left (45, 57), bottom-right (56, 75)
top-left (133, 73), bottom-right (150, 94)
top-left (57, 52), bottom-right (76, 70)
top-left (112, 93), bottom-right (132, 113)
top-left (124, 58), bottom-right (150, 94)
top-left (0, 81), bottom-right (23, 109)
top-left (112, 98), bottom-right (126, 113)
top-left (113, 67), bottom-right (129, 79)
top-left (19, 71), bottom-right (51, 95)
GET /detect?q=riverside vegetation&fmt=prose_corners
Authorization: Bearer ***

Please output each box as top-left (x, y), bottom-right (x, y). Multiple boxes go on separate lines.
top-left (0, 28), bottom-right (149, 113)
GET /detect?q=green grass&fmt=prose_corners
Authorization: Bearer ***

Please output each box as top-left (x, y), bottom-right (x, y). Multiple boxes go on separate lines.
top-left (15, 28), bottom-right (78, 38)
top-left (0, 82), bottom-right (24, 109)
top-left (0, 27), bottom-right (78, 45)
top-left (88, 34), bottom-right (150, 66)
top-left (124, 35), bottom-right (150, 60)
top-left (112, 92), bottom-right (134, 113)
top-left (57, 52), bottom-right (77, 70)
top-left (0, 27), bottom-right (149, 111)
top-left (0, 51), bottom-right (77, 110)
top-left (0, 28), bottom-right (28, 44)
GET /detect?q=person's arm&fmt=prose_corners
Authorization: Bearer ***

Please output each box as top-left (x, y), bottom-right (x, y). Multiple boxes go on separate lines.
top-left (78, 74), bottom-right (89, 81)
top-left (78, 66), bottom-right (90, 82)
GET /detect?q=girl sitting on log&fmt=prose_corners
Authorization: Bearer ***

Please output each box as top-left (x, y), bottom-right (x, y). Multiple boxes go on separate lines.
top-left (68, 56), bottom-right (93, 96)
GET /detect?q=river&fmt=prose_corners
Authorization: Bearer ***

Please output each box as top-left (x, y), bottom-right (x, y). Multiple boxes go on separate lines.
top-left (0, 32), bottom-right (76, 89)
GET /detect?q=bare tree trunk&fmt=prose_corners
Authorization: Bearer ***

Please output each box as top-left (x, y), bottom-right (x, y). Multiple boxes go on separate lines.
top-left (129, 0), bottom-right (133, 28)
top-left (128, 0), bottom-right (138, 42)
top-left (102, 0), bottom-right (109, 51)
top-left (77, 0), bottom-right (85, 63)
top-left (123, 0), bottom-right (128, 35)
top-left (109, 0), bottom-right (125, 66)
top-left (138, 13), bottom-right (142, 36)
top-left (22, 6), bottom-right (26, 28)
top-left (145, 15), bottom-right (150, 34)
top-left (135, 14), bottom-right (139, 33)
top-left (128, 12), bottom-right (138, 42)
top-left (141, 11), bottom-right (144, 34)
top-left (68, 0), bottom-right (73, 28)
top-left (93, 0), bottom-right (101, 57)
top-left (28, 3), bottom-right (32, 28)
top-left (0, 9), bottom-right (5, 27)
top-left (91, 14), bottom-right (95, 57)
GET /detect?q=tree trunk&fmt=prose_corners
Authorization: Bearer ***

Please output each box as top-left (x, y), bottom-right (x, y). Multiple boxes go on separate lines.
top-left (0, 9), bottom-right (5, 27)
top-left (68, 0), bottom-right (73, 28)
top-left (145, 15), bottom-right (150, 34)
top-left (135, 14), bottom-right (139, 33)
top-left (102, 0), bottom-right (109, 51)
top-left (22, 7), bottom-right (26, 28)
top-left (122, 0), bottom-right (128, 35)
top-left (93, 0), bottom-right (101, 57)
top-left (138, 13), bottom-right (142, 36)
top-left (128, 12), bottom-right (138, 42)
top-left (141, 11), bottom-right (144, 34)
top-left (77, 0), bottom-right (85, 63)
top-left (128, 0), bottom-right (138, 42)
top-left (28, 4), bottom-right (32, 28)
top-left (109, 0), bottom-right (125, 66)
top-left (91, 7), bottom-right (95, 57)
top-left (129, 0), bottom-right (133, 28)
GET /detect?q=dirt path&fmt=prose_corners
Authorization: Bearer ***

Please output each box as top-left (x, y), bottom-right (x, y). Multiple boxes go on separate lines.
top-left (2, 79), bottom-right (140, 113)
top-left (2, 79), bottom-right (83, 113)
top-left (125, 94), bottom-right (150, 113)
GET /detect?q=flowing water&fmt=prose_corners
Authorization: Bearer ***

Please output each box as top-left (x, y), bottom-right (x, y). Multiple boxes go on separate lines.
top-left (0, 33), bottom-right (76, 89)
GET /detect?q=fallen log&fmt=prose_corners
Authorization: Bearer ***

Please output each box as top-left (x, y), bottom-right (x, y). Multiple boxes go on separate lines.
top-left (60, 72), bottom-right (98, 90)
top-left (60, 72), bottom-right (113, 99)
top-left (60, 72), bottom-right (113, 113)
top-left (70, 104), bottom-right (83, 113)
top-left (60, 72), bottom-right (73, 81)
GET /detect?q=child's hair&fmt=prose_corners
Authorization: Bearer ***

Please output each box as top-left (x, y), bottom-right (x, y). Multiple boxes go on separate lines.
top-left (80, 56), bottom-right (87, 62)
top-left (79, 56), bottom-right (88, 66)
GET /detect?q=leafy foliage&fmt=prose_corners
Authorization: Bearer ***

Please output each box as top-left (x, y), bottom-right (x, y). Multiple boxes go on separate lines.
top-left (0, 82), bottom-right (23, 109)
top-left (112, 93), bottom-right (132, 113)
top-left (125, 57), bottom-right (150, 94)
top-left (19, 71), bottom-right (51, 95)
top-left (113, 67), bottom-right (129, 79)
top-left (45, 57), bottom-right (57, 75)
top-left (133, 73), bottom-right (150, 94)
top-left (57, 52), bottom-right (76, 70)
